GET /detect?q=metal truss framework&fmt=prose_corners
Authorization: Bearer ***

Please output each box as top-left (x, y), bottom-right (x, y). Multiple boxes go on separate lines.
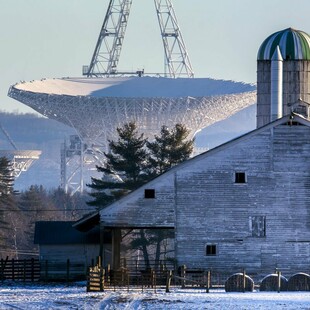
top-left (9, 86), bottom-right (256, 192)
top-left (154, 0), bottom-right (194, 78)
top-left (85, 0), bottom-right (133, 77)
top-left (0, 150), bottom-right (41, 179)
top-left (9, 86), bottom-right (256, 146)
top-left (85, 0), bottom-right (194, 78)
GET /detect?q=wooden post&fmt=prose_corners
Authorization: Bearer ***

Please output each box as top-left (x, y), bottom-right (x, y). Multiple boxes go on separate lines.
top-left (12, 259), bottom-right (15, 281)
top-left (166, 270), bottom-right (172, 293)
top-left (112, 229), bottom-right (121, 270)
top-left (277, 270), bottom-right (281, 293)
top-left (242, 269), bottom-right (246, 293)
top-left (45, 260), bottom-right (48, 282)
top-left (86, 266), bottom-right (91, 292)
top-left (23, 259), bottom-right (26, 282)
top-left (99, 267), bottom-right (105, 292)
top-left (206, 270), bottom-right (211, 293)
top-left (31, 258), bottom-right (35, 282)
top-left (127, 270), bottom-right (130, 292)
top-left (181, 265), bottom-right (186, 288)
top-left (153, 270), bottom-right (157, 293)
top-left (0, 258), bottom-right (3, 281)
top-left (66, 259), bottom-right (70, 282)
top-left (97, 256), bottom-right (101, 268)
top-left (106, 264), bottom-right (111, 285)
top-left (99, 224), bottom-right (105, 267)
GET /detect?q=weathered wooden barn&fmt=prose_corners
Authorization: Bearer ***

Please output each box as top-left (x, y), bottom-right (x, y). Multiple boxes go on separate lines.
top-left (98, 114), bottom-right (310, 276)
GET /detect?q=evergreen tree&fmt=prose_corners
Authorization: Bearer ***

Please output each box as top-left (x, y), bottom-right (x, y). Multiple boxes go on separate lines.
top-left (87, 122), bottom-right (148, 208)
top-left (0, 157), bottom-right (15, 250)
top-left (147, 123), bottom-right (194, 176)
top-left (0, 157), bottom-right (14, 198)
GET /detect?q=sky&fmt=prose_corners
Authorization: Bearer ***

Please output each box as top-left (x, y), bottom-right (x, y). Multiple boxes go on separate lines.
top-left (2, 0), bottom-right (310, 114)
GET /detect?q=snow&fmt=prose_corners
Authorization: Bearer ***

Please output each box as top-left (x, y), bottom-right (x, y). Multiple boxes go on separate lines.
top-left (14, 76), bottom-right (255, 98)
top-left (1, 283), bottom-right (310, 309)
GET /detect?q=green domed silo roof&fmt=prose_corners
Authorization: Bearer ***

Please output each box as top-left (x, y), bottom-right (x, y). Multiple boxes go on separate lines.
top-left (257, 28), bottom-right (310, 60)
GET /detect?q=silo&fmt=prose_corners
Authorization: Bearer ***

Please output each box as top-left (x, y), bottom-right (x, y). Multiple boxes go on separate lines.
top-left (257, 28), bottom-right (310, 128)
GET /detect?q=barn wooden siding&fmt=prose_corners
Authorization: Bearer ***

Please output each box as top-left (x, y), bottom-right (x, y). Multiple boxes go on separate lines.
top-left (100, 118), bottom-right (310, 276)
top-left (175, 124), bottom-right (310, 274)
top-left (100, 174), bottom-right (175, 228)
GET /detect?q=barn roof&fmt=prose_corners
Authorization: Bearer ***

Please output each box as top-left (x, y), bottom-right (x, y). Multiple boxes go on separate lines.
top-left (34, 221), bottom-right (111, 245)
top-left (98, 113), bottom-right (310, 228)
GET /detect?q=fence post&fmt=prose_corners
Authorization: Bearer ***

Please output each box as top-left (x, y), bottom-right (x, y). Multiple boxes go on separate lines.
top-left (12, 259), bottom-right (15, 281)
top-left (97, 256), bottom-right (101, 268)
top-left (242, 269), bottom-right (246, 293)
top-left (66, 259), bottom-right (70, 282)
top-left (31, 258), bottom-right (35, 282)
top-left (152, 269), bottom-right (156, 293)
top-left (206, 270), bottom-right (211, 293)
top-left (23, 259), bottom-right (26, 282)
top-left (166, 270), bottom-right (172, 293)
top-left (86, 266), bottom-right (91, 292)
top-left (277, 270), bottom-right (281, 293)
top-left (0, 258), bottom-right (3, 281)
top-left (106, 264), bottom-right (111, 286)
top-left (181, 265), bottom-right (186, 288)
top-left (99, 267), bottom-right (105, 292)
top-left (45, 260), bottom-right (48, 282)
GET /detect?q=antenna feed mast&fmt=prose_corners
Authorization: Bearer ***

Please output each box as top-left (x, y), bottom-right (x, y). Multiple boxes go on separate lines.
top-left (84, 0), bottom-right (194, 78)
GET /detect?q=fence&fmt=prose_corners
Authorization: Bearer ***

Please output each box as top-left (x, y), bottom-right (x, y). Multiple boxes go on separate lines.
top-left (0, 258), bottom-right (88, 282)
top-left (0, 258), bottom-right (40, 282)
top-left (41, 259), bottom-right (86, 281)
top-left (87, 263), bottom-right (310, 292)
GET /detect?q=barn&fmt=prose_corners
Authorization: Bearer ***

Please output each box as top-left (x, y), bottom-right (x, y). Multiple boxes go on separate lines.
top-left (98, 113), bottom-right (310, 276)
top-left (75, 27), bottom-right (310, 277)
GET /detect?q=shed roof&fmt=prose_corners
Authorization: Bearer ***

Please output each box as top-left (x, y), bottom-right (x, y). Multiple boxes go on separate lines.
top-left (34, 221), bottom-right (111, 245)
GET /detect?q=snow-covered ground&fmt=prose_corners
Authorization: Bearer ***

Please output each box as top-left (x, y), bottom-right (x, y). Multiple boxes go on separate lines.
top-left (0, 282), bottom-right (310, 309)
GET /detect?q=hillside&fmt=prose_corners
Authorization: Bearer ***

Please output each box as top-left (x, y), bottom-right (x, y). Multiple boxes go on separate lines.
top-left (0, 112), bottom-right (75, 190)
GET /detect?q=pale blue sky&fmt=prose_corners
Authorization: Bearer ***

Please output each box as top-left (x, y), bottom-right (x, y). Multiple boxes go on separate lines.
top-left (2, 0), bottom-right (310, 113)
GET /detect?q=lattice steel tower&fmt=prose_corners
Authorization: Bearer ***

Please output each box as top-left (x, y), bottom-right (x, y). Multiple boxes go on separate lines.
top-left (84, 0), bottom-right (194, 78)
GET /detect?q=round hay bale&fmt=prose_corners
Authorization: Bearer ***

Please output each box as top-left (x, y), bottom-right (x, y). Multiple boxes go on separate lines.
top-left (288, 273), bottom-right (310, 291)
top-left (225, 273), bottom-right (254, 292)
top-left (259, 274), bottom-right (288, 291)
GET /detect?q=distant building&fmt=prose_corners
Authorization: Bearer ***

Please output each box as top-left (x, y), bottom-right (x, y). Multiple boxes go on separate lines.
top-left (34, 221), bottom-right (111, 280)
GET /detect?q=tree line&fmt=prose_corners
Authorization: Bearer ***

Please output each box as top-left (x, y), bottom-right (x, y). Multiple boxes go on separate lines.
top-left (0, 156), bottom-right (91, 259)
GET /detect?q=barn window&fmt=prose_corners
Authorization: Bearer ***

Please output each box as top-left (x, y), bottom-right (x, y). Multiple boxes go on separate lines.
top-left (144, 189), bottom-right (155, 199)
top-left (206, 244), bottom-right (217, 256)
top-left (249, 216), bottom-right (266, 237)
top-left (235, 172), bottom-right (246, 183)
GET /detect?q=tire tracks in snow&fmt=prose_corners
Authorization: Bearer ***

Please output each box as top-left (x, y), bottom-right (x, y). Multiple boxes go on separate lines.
top-left (98, 292), bottom-right (142, 310)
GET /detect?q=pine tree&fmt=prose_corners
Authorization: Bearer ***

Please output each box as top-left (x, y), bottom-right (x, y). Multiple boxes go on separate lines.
top-left (147, 123), bottom-right (194, 177)
top-left (87, 122), bottom-right (148, 208)
top-left (0, 157), bottom-right (15, 250)
top-left (0, 157), bottom-right (14, 198)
